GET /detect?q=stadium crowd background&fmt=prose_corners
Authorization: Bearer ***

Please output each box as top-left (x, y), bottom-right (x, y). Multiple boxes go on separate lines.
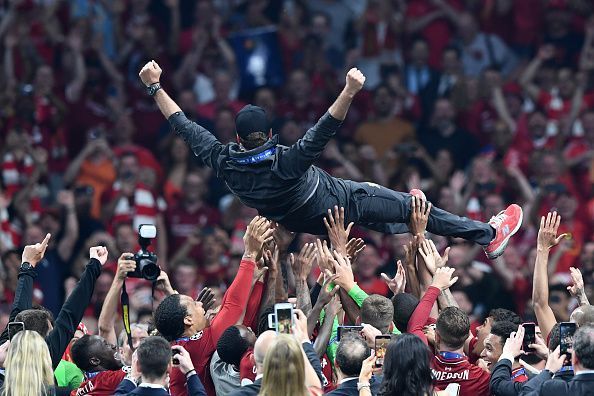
top-left (0, 0), bottom-right (593, 352)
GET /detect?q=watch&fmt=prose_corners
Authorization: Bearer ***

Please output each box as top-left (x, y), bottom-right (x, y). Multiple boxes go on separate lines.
top-left (20, 262), bottom-right (33, 271)
top-left (146, 82), bottom-right (161, 97)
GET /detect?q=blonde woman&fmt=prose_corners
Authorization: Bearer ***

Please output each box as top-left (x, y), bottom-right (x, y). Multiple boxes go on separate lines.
top-left (1, 331), bottom-right (55, 396)
top-left (258, 309), bottom-right (323, 396)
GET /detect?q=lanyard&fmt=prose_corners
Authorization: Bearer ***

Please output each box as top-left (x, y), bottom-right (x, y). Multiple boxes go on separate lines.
top-left (232, 148), bottom-right (275, 164)
top-left (511, 368), bottom-right (526, 380)
top-left (85, 371), bottom-right (100, 380)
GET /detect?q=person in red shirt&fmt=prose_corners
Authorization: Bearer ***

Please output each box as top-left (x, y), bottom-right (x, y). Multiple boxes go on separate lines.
top-left (70, 334), bottom-right (128, 396)
top-left (480, 321), bottom-right (529, 382)
top-left (153, 216), bottom-right (272, 396)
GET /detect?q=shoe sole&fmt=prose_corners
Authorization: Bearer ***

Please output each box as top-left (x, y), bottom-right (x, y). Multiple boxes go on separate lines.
top-left (486, 207), bottom-right (523, 259)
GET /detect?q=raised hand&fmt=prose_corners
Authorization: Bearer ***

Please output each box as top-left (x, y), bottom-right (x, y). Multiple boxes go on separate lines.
top-left (345, 68), bottom-right (366, 96)
top-left (293, 309), bottom-right (310, 343)
top-left (410, 196), bottom-right (431, 236)
top-left (324, 206), bottom-right (353, 256)
top-left (271, 222), bottom-right (295, 253)
top-left (418, 239), bottom-right (449, 275)
top-left (359, 353), bottom-right (376, 383)
top-left (57, 190), bottom-right (75, 210)
top-left (537, 45), bottom-right (555, 61)
top-left (138, 60), bottom-right (162, 87)
top-left (430, 267), bottom-right (458, 291)
top-left (171, 345), bottom-right (195, 375)
top-left (567, 267), bottom-right (585, 298)
top-left (501, 325), bottom-right (525, 359)
top-left (332, 250), bottom-right (355, 292)
top-left (316, 272), bottom-right (340, 307)
top-left (325, 295), bottom-right (342, 319)
top-left (243, 216), bottom-right (274, 261)
top-left (155, 271), bottom-right (175, 296)
top-left (381, 260), bottom-right (406, 294)
top-left (315, 239), bottom-right (335, 275)
top-left (290, 243), bottom-right (316, 281)
top-left (196, 287), bottom-right (216, 312)
top-left (537, 212), bottom-right (567, 251)
top-left (89, 246), bottom-right (109, 265)
top-left (116, 253), bottom-right (136, 280)
top-left (346, 238), bottom-right (365, 262)
top-left (544, 346), bottom-right (567, 374)
top-left (21, 233), bottom-right (51, 266)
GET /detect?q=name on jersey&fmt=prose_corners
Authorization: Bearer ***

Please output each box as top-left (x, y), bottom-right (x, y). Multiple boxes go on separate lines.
top-left (432, 368), bottom-right (469, 381)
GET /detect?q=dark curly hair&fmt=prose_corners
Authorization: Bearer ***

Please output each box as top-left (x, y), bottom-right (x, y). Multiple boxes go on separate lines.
top-left (378, 334), bottom-right (433, 396)
top-left (217, 326), bottom-right (250, 368)
top-left (154, 295), bottom-right (187, 342)
top-left (489, 308), bottom-right (521, 326)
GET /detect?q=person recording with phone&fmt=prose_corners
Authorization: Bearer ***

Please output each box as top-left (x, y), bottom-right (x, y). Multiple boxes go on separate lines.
top-left (114, 337), bottom-right (206, 396)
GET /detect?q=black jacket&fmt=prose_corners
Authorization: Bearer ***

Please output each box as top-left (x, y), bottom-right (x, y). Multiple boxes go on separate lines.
top-left (0, 259), bottom-right (102, 369)
top-left (114, 375), bottom-right (206, 396)
top-left (519, 371), bottom-right (594, 396)
top-left (326, 376), bottom-right (382, 396)
top-left (490, 359), bottom-right (535, 396)
top-left (227, 341), bottom-right (324, 396)
top-left (169, 111), bottom-right (343, 225)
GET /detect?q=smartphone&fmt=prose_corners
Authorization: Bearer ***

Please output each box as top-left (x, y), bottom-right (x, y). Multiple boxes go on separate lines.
top-left (522, 322), bottom-right (536, 353)
top-left (559, 322), bottom-right (576, 360)
top-left (8, 322), bottom-right (24, 341)
top-left (374, 335), bottom-right (391, 368)
top-left (274, 303), bottom-right (293, 334)
top-left (337, 325), bottom-right (363, 341)
top-left (267, 313), bottom-right (276, 329)
top-left (172, 348), bottom-right (180, 365)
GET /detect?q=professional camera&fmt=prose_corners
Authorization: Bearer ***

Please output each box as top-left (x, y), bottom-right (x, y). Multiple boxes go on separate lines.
top-left (127, 224), bottom-right (160, 281)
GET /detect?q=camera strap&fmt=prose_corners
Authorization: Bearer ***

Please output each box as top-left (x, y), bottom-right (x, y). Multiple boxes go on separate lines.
top-left (121, 280), bottom-right (133, 350)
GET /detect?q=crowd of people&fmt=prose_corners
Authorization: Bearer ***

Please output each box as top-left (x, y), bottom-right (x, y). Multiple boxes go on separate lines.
top-left (1, 0), bottom-right (594, 395)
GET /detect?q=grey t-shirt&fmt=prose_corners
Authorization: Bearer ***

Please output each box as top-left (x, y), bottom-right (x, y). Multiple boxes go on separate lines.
top-left (210, 351), bottom-right (241, 395)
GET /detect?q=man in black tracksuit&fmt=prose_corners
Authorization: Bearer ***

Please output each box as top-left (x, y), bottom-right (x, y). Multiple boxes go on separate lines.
top-left (139, 61), bottom-right (522, 259)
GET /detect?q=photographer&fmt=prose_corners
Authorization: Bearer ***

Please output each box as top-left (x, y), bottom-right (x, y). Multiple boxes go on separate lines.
top-left (114, 338), bottom-right (206, 396)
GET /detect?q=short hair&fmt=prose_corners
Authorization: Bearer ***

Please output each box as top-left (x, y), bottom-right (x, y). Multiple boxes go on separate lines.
top-left (154, 295), bottom-right (187, 342)
top-left (15, 309), bottom-right (52, 337)
top-left (436, 307), bottom-right (470, 349)
top-left (572, 305), bottom-right (594, 327)
top-left (392, 293), bottom-right (419, 332)
top-left (574, 325), bottom-right (594, 369)
top-left (136, 336), bottom-right (171, 379)
top-left (335, 335), bottom-right (370, 377)
top-left (217, 326), bottom-right (250, 368)
top-left (257, 305), bottom-right (275, 336)
top-left (240, 132), bottom-right (268, 150)
top-left (361, 295), bottom-right (394, 334)
top-left (71, 335), bottom-right (99, 371)
top-left (490, 321), bottom-right (518, 346)
top-left (489, 309), bottom-right (521, 326)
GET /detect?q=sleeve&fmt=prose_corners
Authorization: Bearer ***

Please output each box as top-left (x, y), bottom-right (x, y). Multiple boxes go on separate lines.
top-left (347, 284), bottom-right (369, 308)
top-left (113, 378), bottom-right (137, 395)
top-left (46, 259), bottom-right (102, 369)
top-left (310, 283), bottom-right (322, 306)
top-left (406, 286), bottom-right (440, 345)
top-left (243, 281), bottom-right (264, 330)
top-left (168, 111), bottom-right (225, 173)
top-left (278, 112), bottom-right (343, 178)
top-left (209, 259), bottom-right (256, 343)
top-left (302, 341), bottom-right (325, 386)
top-left (0, 267), bottom-right (36, 345)
top-left (187, 373), bottom-right (208, 396)
top-left (489, 359), bottom-right (522, 396)
top-left (518, 371), bottom-right (554, 396)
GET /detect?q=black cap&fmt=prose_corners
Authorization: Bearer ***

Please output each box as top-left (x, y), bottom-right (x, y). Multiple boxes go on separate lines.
top-left (235, 105), bottom-right (268, 139)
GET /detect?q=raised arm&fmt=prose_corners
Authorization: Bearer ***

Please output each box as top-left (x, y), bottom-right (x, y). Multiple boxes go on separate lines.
top-left (520, 46), bottom-right (554, 101)
top-left (290, 243), bottom-right (316, 317)
top-left (139, 61), bottom-right (224, 172)
top-left (533, 212), bottom-right (566, 342)
top-left (281, 69), bottom-right (365, 176)
top-left (47, 246), bottom-right (107, 368)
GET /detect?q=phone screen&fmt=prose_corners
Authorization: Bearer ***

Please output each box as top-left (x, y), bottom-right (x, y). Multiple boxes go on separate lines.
top-left (275, 305), bottom-right (293, 334)
top-left (375, 336), bottom-right (391, 368)
top-left (523, 323), bottom-right (536, 353)
top-left (560, 322), bottom-right (576, 356)
top-left (8, 322), bottom-right (24, 341)
top-left (337, 326), bottom-right (363, 341)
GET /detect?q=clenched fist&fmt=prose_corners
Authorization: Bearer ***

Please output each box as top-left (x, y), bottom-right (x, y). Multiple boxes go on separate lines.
top-left (344, 68), bottom-right (365, 96)
top-left (139, 60), bottom-right (162, 87)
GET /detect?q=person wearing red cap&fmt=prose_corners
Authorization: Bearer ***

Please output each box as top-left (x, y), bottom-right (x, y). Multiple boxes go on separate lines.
top-left (139, 60), bottom-right (523, 260)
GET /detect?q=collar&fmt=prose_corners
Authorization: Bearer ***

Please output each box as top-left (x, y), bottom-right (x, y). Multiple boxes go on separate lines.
top-left (439, 351), bottom-right (465, 360)
top-left (339, 377), bottom-right (358, 385)
top-left (575, 369), bottom-right (594, 376)
top-left (84, 371), bottom-right (101, 380)
top-left (255, 374), bottom-right (264, 381)
top-left (557, 366), bottom-right (574, 374)
top-left (511, 367), bottom-right (528, 382)
top-left (139, 383), bottom-right (167, 389)
top-left (229, 135), bottom-right (279, 161)
top-left (232, 147), bottom-right (275, 164)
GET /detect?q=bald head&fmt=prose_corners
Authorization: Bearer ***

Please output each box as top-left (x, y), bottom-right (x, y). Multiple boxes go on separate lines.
top-left (254, 330), bottom-right (277, 373)
top-left (571, 305), bottom-right (594, 327)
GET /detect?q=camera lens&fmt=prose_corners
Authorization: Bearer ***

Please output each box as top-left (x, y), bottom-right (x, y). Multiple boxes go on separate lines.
top-left (139, 258), bottom-right (160, 281)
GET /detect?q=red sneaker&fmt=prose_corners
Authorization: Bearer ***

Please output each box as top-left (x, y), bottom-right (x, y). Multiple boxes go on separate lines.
top-left (484, 204), bottom-right (523, 259)
top-left (410, 189), bottom-right (427, 201)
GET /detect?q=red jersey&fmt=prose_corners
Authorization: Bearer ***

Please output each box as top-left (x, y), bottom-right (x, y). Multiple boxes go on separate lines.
top-left (239, 350), bottom-right (257, 384)
top-left (169, 259), bottom-right (256, 396)
top-left (431, 352), bottom-right (490, 396)
top-left (71, 368), bottom-right (127, 396)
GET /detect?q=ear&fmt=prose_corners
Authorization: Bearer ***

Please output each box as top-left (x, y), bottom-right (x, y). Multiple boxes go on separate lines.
top-left (268, 128), bottom-right (272, 138)
top-left (435, 331), bottom-right (441, 346)
top-left (184, 315), bottom-right (194, 328)
top-left (90, 356), bottom-right (100, 367)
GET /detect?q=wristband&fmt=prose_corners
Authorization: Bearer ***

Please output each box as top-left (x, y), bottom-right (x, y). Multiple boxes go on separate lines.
top-left (147, 82), bottom-right (161, 96)
top-left (357, 382), bottom-right (370, 391)
top-left (185, 369), bottom-right (196, 379)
